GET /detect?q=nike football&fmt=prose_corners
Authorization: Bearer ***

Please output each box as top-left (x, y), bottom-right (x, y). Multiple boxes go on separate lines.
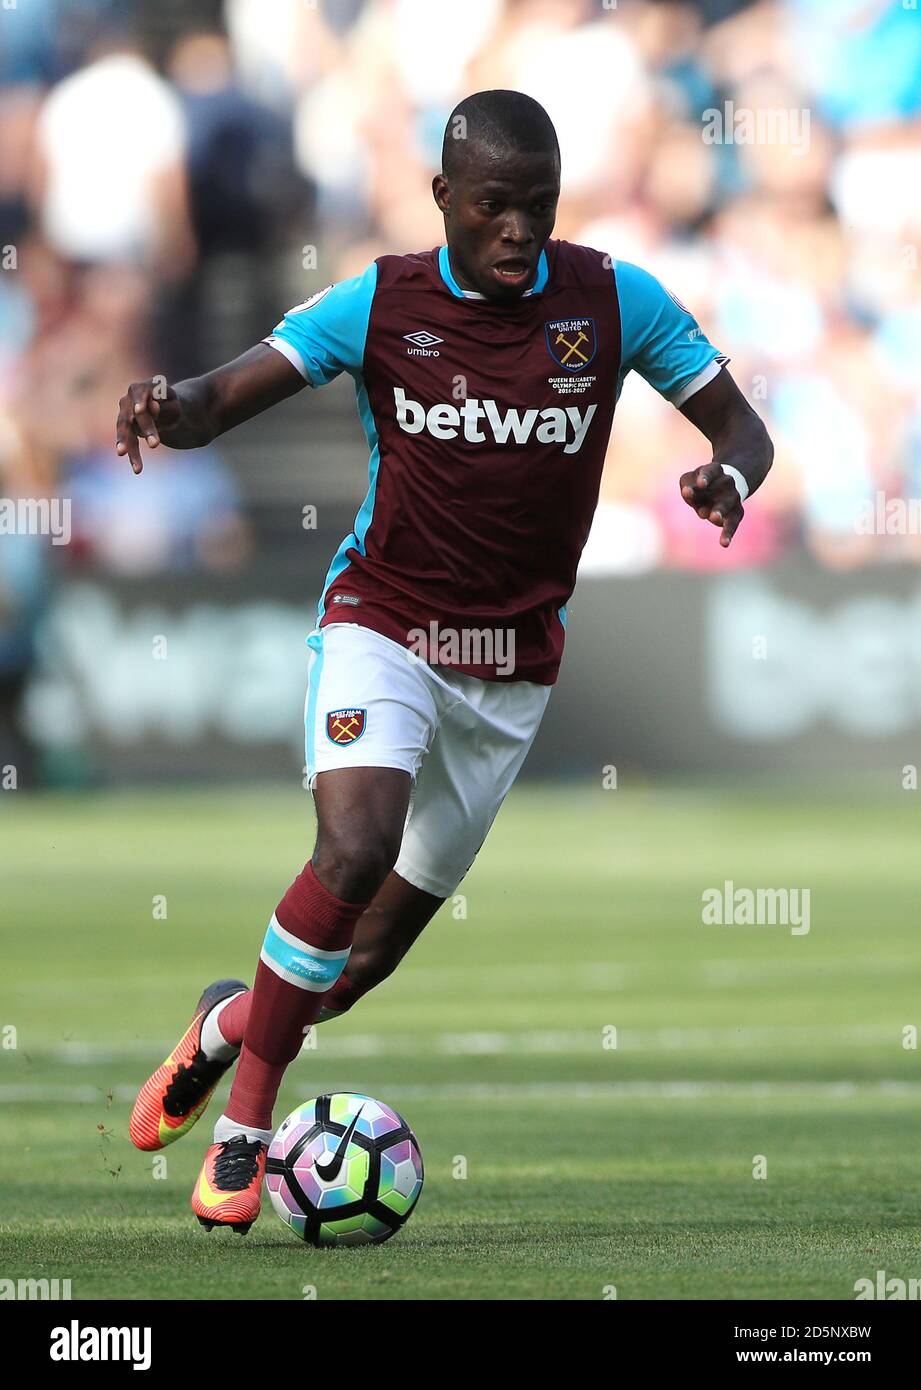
top-left (265, 1093), bottom-right (424, 1246)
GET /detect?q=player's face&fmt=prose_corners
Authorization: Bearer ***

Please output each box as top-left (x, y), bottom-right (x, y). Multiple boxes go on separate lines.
top-left (433, 148), bottom-right (560, 303)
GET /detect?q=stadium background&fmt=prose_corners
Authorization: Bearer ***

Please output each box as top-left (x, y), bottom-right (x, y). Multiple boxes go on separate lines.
top-left (2, 0), bottom-right (921, 1301)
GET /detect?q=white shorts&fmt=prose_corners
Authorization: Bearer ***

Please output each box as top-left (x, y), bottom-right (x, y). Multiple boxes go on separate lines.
top-left (304, 624), bottom-right (551, 898)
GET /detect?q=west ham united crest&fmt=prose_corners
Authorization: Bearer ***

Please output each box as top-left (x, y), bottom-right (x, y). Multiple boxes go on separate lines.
top-left (326, 708), bottom-right (366, 745)
top-left (545, 317), bottom-right (597, 372)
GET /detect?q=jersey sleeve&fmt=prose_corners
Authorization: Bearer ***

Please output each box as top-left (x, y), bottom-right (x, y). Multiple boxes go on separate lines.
top-left (263, 261), bottom-right (378, 387)
top-left (615, 260), bottom-right (729, 407)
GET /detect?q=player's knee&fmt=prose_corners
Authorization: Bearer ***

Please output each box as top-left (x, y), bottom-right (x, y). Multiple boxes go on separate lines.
top-left (313, 824), bottom-right (402, 903)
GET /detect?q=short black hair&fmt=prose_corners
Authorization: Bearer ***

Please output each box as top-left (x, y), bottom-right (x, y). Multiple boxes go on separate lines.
top-left (441, 89), bottom-right (560, 181)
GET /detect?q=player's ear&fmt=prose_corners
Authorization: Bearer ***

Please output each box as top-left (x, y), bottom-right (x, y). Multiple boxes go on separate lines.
top-left (432, 173), bottom-right (450, 215)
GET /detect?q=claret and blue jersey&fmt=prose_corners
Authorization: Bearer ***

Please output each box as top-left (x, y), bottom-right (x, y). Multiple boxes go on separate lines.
top-left (264, 239), bottom-right (727, 683)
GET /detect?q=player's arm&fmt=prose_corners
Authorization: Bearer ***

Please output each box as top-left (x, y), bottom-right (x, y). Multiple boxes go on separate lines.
top-left (117, 264), bottom-right (378, 474)
top-left (678, 368), bottom-right (773, 549)
top-left (615, 260), bottom-right (773, 549)
top-left (116, 345), bottom-right (306, 474)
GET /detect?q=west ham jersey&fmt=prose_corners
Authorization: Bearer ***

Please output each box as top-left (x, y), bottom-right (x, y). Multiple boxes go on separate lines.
top-left (265, 240), bottom-right (726, 684)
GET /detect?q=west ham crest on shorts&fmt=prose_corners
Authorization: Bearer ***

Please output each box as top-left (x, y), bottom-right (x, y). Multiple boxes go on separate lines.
top-left (326, 708), bottom-right (366, 745)
top-left (545, 317), bottom-right (597, 372)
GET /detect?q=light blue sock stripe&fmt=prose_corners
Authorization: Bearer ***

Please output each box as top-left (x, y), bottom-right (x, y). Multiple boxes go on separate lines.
top-left (260, 916), bottom-right (350, 992)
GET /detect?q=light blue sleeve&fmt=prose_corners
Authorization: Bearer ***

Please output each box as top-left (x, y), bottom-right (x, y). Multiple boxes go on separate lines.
top-left (263, 262), bottom-right (378, 387)
top-left (615, 260), bottom-right (728, 406)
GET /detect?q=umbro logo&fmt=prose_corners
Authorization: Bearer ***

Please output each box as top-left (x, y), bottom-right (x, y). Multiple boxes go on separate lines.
top-left (403, 329), bottom-right (442, 357)
top-left (404, 330), bottom-right (442, 347)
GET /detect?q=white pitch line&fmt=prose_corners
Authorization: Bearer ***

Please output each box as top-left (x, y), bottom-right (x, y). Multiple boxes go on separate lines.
top-left (389, 961), bottom-right (629, 991)
top-left (699, 958), bottom-right (916, 986)
top-left (29, 1021), bottom-right (902, 1065)
top-left (2, 1080), bottom-right (920, 1105)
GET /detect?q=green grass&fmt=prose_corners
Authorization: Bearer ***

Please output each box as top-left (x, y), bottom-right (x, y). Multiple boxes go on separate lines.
top-left (1, 782), bottom-right (919, 1299)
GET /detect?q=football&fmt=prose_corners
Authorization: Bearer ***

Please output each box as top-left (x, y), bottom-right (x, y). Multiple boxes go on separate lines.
top-left (265, 1093), bottom-right (424, 1247)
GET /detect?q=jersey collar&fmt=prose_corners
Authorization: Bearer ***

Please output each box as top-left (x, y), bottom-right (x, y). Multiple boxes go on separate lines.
top-left (438, 244), bottom-right (549, 300)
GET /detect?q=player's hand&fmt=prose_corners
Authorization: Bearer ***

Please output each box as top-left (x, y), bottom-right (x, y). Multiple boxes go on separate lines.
top-left (116, 380), bottom-right (180, 474)
top-left (679, 460), bottom-right (744, 548)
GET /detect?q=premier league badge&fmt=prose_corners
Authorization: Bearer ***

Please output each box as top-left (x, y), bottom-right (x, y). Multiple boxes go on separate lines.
top-left (326, 708), bottom-right (366, 745)
top-left (545, 317), bottom-right (597, 372)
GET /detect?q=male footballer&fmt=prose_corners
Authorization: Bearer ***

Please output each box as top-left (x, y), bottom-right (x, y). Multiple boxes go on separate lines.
top-left (118, 90), bottom-right (773, 1231)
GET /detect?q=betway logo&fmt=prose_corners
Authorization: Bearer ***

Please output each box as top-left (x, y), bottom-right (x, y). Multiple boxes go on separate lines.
top-left (394, 388), bottom-right (597, 455)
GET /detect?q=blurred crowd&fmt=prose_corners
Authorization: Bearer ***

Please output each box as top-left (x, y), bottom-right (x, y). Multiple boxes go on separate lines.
top-left (1, 0), bottom-right (920, 732)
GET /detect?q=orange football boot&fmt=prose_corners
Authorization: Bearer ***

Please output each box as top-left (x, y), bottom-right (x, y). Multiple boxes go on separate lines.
top-left (192, 1136), bottom-right (267, 1234)
top-left (129, 979), bottom-right (247, 1151)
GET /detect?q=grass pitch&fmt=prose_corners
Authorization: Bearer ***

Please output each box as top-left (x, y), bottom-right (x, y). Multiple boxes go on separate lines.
top-left (1, 782), bottom-right (919, 1300)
